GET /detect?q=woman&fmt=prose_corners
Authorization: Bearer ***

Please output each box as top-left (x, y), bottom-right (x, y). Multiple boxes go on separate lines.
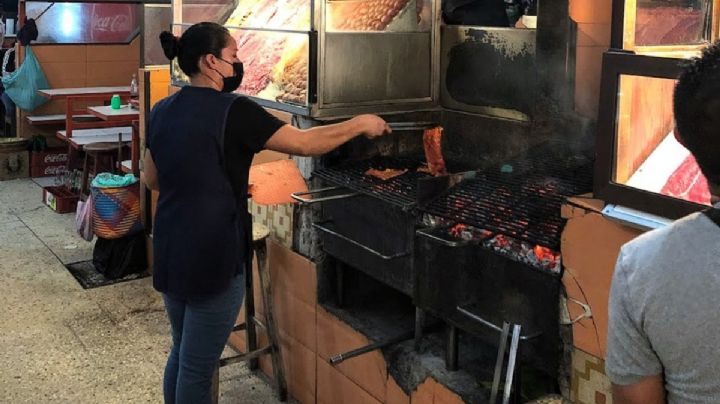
top-left (145, 22), bottom-right (390, 404)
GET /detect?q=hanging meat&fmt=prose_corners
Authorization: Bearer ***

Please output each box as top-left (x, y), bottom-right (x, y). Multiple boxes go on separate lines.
top-left (423, 126), bottom-right (447, 176)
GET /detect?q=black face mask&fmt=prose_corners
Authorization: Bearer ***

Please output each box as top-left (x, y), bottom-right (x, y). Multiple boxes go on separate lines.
top-left (213, 58), bottom-right (244, 93)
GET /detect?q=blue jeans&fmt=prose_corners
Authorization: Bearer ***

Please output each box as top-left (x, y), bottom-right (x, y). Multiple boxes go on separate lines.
top-left (162, 273), bottom-right (245, 404)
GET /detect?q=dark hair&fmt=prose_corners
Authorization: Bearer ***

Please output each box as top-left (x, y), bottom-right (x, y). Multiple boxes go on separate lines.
top-left (160, 22), bottom-right (231, 77)
top-left (674, 41), bottom-right (720, 186)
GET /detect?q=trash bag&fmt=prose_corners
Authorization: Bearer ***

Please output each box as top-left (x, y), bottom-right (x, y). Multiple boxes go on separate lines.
top-left (93, 232), bottom-right (147, 280)
top-left (1, 46), bottom-right (49, 111)
top-left (75, 194), bottom-right (95, 242)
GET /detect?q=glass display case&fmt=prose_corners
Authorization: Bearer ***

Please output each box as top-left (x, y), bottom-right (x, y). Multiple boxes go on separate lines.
top-left (613, 0), bottom-right (718, 57)
top-left (595, 52), bottom-right (712, 219)
top-left (171, 0), bottom-right (440, 116)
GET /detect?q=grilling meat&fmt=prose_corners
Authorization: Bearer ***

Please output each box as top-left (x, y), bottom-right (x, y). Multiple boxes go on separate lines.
top-left (416, 164), bottom-right (432, 174)
top-left (365, 168), bottom-right (408, 181)
top-left (423, 126), bottom-right (447, 176)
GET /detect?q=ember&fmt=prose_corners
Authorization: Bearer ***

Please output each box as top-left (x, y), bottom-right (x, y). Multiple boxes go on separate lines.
top-left (484, 235), bottom-right (562, 274)
top-left (449, 223), bottom-right (466, 237)
top-left (533, 245), bottom-right (559, 263)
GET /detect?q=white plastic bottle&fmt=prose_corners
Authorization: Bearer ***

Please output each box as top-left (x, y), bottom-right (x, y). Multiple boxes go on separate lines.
top-left (130, 73), bottom-right (139, 103)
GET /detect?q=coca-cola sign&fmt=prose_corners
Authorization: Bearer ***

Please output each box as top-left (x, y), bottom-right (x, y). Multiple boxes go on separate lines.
top-left (90, 4), bottom-right (139, 43)
top-left (27, 2), bottom-right (140, 44)
top-left (44, 153), bottom-right (68, 164)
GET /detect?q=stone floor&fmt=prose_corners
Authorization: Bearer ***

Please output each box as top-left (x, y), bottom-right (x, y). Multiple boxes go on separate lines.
top-left (0, 178), bottom-right (283, 403)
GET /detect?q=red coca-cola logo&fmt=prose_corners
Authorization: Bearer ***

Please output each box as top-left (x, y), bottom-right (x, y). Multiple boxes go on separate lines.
top-left (89, 4), bottom-right (138, 42)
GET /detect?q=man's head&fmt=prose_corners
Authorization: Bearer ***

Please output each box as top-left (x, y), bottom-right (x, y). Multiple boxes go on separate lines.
top-left (674, 41), bottom-right (720, 195)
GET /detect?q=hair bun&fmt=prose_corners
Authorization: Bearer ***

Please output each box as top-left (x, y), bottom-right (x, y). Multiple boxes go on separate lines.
top-left (160, 31), bottom-right (180, 60)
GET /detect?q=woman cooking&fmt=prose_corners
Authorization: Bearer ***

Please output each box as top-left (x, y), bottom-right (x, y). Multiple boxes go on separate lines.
top-left (145, 22), bottom-right (390, 404)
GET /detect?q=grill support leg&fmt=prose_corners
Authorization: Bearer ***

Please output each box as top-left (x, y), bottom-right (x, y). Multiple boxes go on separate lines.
top-left (446, 324), bottom-right (459, 371)
top-left (335, 261), bottom-right (345, 307)
top-left (245, 255), bottom-right (258, 370)
top-left (256, 239), bottom-right (289, 401)
top-left (502, 325), bottom-right (522, 404)
top-left (414, 308), bottom-right (425, 351)
top-left (490, 322), bottom-right (511, 404)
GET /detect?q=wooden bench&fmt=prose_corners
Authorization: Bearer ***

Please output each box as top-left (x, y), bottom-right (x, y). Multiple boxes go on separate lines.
top-left (57, 126), bottom-right (132, 149)
top-left (26, 114), bottom-right (96, 126)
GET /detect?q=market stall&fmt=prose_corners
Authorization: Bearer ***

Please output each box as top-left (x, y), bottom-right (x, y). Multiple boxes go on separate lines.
top-left (132, 0), bottom-right (720, 403)
top-left (154, 0), bottom-right (609, 401)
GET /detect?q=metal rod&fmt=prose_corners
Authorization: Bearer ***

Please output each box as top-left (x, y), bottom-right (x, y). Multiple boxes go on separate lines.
top-left (456, 306), bottom-right (541, 340)
top-left (416, 228), bottom-right (473, 248)
top-left (335, 260), bottom-right (344, 308)
top-left (502, 325), bottom-right (522, 404)
top-left (219, 346), bottom-right (273, 367)
top-left (490, 322), bottom-right (511, 404)
top-left (291, 187), bottom-right (360, 204)
top-left (388, 122), bottom-right (438, 131)
top-left (414, 308), bottom-right (425, 351)
top-left (446, 325), bottom-right (459, 371)
top-left (313, 222), bottom-right (410, 260)
top-left (329, 329), bottom-right (415, 365)
top-left (176, 22), bottom-right (311, 35)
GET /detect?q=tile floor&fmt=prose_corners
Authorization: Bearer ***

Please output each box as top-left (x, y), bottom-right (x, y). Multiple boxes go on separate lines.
top-left (0, 178), bottom-right (283, 403)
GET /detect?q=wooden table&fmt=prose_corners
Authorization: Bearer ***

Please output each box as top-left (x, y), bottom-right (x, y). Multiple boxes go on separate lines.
top-left (56, 126), bottom-right (133, 149)
top-left (37, 86), bottom-right (131, 100)
top-left (87, 105), bottom-right (139, 122)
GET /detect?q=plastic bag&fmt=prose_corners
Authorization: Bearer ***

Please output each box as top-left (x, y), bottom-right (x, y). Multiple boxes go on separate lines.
top-left (93, 233), bottom-right (147, 279)
top-left (75, 194), bottom-right (95, 242)
top-left (1, 46), bottom-right (49, 111)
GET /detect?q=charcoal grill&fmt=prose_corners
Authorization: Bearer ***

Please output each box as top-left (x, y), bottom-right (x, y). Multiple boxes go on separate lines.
top-left (294, 146), bottom-right (593, 400)
top-left (414, 153), bottom-right (593, 387)
top-left (421, 156), bottom-right (593, 250)
top-left (293, 156), bottom-right (431, 297)
top-left (312, 156), bottom-right (431, 211)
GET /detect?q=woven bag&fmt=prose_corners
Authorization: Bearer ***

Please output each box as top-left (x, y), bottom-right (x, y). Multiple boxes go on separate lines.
top-left (91, 182), bottom-right (142, 239)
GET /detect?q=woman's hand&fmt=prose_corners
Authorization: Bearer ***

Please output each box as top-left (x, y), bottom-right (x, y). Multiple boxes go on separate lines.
top-left (352, 114), bottom-right (392, 139)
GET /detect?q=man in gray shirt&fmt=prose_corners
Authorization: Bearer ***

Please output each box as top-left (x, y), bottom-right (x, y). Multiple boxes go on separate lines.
top-left (606, 42), bottom-right (720, 403)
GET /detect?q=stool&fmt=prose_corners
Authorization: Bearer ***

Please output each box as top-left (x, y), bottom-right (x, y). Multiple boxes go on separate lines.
top-left (212, 223), bottom-right (288, 403)
top-left (80, 142), bottom-right (122, 196)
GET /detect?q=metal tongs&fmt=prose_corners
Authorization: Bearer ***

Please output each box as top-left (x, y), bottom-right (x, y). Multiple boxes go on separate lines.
top-left (387, 121), bottom-right (438, 131)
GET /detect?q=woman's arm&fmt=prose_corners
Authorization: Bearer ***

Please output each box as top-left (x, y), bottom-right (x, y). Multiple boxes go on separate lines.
top-left (142, 149), bottom-right (159, 191)
top-left (264, 114), bottom-right (390, 157)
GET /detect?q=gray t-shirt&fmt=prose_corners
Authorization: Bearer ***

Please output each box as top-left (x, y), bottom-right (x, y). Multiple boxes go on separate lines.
top-left (606, 211), bottom-right (720, 403)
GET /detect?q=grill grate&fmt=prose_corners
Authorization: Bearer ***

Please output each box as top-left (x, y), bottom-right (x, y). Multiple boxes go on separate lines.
top-left (313, 156), bottom-right (430, 210)
top-left (422, 156), bottom-right (593, 250)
